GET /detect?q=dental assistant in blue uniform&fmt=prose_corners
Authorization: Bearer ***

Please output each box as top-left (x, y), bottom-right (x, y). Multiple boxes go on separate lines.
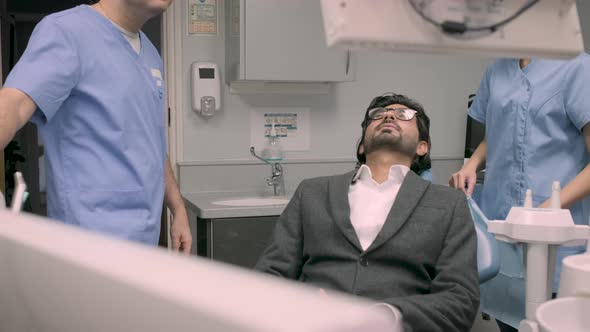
top-left (450, 54), bottom-right (590, 331)
top-left (0, 0), bottom-right (192, 252)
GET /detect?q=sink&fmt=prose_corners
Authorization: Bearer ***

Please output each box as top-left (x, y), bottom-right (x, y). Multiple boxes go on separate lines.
top-left (212, 197), bottom-right (290, 207)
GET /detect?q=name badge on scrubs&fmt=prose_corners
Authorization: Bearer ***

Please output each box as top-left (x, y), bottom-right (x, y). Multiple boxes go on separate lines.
top-left (151, 69), bottom-right (164, 98)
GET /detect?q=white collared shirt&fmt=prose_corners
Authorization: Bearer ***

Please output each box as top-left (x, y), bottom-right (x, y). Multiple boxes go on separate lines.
top-left (348, 164), bottom-right (409, 251)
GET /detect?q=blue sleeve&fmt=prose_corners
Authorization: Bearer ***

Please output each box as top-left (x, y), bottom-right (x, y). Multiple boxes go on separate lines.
top-left (468, 64), bottom-right (493, 125)
top-left (563, 53), bottom-right (590, 131)
top-left (4, 17), bottom-right (80, 125)
top-left (419, 168), bottom-right (433, 182)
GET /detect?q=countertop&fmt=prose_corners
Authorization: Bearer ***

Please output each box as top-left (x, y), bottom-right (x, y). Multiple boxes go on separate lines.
top-left (182, 192), bottom-right (291, 219)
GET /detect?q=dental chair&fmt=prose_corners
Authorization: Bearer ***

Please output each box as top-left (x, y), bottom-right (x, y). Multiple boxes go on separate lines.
top-left (467, 196), bottom-right (501, 283)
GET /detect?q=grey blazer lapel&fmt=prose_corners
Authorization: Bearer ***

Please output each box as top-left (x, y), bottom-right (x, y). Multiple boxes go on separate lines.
top-left (328, 170), bottom-right (363, 252)
top-left (366, 171), bottom-right (430, 252)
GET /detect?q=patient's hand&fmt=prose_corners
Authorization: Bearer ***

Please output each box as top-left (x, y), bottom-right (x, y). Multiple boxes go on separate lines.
top-left (373, 303), bottom-right (404, 331)
top-left (318, 289), bottom-right (403, 330)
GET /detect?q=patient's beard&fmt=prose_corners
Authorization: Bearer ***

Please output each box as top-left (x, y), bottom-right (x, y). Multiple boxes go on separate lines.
top-left (364, 133), bottom-right (417, 159)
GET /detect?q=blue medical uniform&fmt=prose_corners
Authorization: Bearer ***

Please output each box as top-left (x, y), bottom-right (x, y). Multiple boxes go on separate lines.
top-left (419, 168), bottom-right (433, 181)
top-left (469, 54), bottom-right (590, 328)
top-left (5, 5), bottom-right (167, 244)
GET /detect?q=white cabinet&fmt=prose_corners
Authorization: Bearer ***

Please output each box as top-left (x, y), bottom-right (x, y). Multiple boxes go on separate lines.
top-left (225, 0), bottom-right (353, 83)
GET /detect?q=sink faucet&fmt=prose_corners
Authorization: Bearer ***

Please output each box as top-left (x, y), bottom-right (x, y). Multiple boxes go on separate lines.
top-left (250, 147), bottom-right (285, 196)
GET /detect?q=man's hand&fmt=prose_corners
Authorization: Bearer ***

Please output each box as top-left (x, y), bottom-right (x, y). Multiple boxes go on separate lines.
top-left (450, 139), bottom-right (486, 196)
top-left (538, 200), bottom-right (550, 209)
top-left (170, 210), bottom-right (192, 254)
top-left (449, 166), bottom-right (478, 196)
top-left (163, 157), bottom-right (192, 254)
top-left (372, 303), bottom-right (404, 331)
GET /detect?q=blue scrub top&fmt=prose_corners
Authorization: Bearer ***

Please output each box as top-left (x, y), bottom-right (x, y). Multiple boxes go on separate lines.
top-left (5, 5), bottom-right (167, 245)
top-left (469, 54), bottom-right (590, 327)
top-left (419, 168), bottom-right (433, 182)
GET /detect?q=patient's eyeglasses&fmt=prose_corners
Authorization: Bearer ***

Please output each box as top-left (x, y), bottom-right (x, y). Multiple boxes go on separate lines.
top-left (367, 107), bottom-right (417, 121)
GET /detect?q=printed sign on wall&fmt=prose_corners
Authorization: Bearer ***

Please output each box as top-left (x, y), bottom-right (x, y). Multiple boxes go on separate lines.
top-left (188, 0), bottom-right (218, 35)
top-left (250, 108), bottom-right (311, 151)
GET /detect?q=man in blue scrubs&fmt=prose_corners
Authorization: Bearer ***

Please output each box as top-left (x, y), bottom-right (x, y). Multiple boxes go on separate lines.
top-left (0, 0), bottom-right (192, 252)
top-left (450, 54), bottom-right (590, 331)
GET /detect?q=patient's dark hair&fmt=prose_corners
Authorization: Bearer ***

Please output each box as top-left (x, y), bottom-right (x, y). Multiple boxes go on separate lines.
top-left (356, 93), bottom-right (432, 174)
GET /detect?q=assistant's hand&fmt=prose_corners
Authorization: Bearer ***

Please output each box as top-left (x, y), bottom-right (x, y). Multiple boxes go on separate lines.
top-left (449, 166), bottom-right (478, 196)
top-left (170, 211), bottom-right (192, 254)
top-left (538, 195), bottom-right (562, 209)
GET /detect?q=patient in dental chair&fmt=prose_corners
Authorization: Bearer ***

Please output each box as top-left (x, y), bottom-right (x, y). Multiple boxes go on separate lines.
top-left (256, 93), bottom-right (479, 332)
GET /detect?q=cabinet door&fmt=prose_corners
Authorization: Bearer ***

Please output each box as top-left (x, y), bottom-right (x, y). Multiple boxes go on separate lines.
top-left (243, 0), bottom-right (352, 82)
top-left (210, 216), bottom-right (278, 268)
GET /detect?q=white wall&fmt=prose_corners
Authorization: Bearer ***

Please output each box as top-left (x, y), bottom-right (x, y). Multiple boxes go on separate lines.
top-left (178, 1), bottom-right (492, 160)
top-left (173, 1), bottom-right (512, 191)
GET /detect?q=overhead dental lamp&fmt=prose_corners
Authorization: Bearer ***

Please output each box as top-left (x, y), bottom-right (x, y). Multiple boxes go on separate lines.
top-left (320, 0), bottom-right (584, 59)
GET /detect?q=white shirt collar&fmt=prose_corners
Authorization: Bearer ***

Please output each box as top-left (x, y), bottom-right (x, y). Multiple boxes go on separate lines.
top-left (352, 164), bottom-right (410, 184)
top-left (348, 164), bottom-right (409, 251)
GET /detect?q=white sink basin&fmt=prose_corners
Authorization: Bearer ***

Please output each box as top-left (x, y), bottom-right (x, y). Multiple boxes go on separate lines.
top-left (212, 197), bottom-right (290, 207)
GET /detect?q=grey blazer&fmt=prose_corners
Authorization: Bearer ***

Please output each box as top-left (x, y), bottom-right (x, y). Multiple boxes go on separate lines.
top-left (255, 170), bottom-right (479, 332)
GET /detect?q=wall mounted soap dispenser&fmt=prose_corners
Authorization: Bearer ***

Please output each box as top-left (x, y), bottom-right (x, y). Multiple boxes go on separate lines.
top-left (191, 62), bottom-right (220, 117)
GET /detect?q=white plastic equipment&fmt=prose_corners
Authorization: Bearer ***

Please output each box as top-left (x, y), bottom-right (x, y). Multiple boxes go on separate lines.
top-left (487, 182), bottom-right (590, 332)
top-left (10, 172), bottom-right (27, 214)
top-left (320, 0), bottom-right (584, 59)
top-left (0, 172), bottom-right (28, 213)
top-left (0, 211), bottom-right (401, 332)
top-left (191, 61), bottom-right (220, 117)
top-left (536, 254), bottom-right (590, 332)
